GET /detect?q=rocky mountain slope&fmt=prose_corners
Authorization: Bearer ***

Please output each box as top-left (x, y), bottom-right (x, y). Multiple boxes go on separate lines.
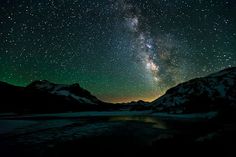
top-left (0, 80), bottom-right (112, 113)
top-left (151, 67), bottom-right (236, 113)
top-left (1, 67), bottom-right (235, 114)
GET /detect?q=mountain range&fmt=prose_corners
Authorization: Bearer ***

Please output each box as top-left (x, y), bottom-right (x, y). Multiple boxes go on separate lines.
top-left (151, 67), bottom-right (236, 113)
top-left (0, 80), bottom-right (121, 113)
top-left (0, 67), bottom-right (235, 114)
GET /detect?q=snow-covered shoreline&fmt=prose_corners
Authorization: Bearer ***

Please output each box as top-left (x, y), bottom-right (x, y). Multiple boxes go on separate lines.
top-left (0, 111), bottom-right (218, 120)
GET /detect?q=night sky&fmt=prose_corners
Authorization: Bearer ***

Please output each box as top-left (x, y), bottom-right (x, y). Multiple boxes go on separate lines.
top-left (0, 0), bottom-right (235, 103)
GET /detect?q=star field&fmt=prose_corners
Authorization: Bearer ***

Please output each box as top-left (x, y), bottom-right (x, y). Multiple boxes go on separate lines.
top-left (0, 0), bottom-right (235, 103)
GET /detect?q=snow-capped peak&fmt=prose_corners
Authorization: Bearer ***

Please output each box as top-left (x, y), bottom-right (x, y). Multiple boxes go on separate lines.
top-left (151, 67), bottom-right (236, 113)
top-left (27, 80), bottom-right (99, 105)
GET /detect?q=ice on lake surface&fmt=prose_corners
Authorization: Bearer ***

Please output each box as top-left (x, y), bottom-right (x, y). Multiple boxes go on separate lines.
top-left (0, 111), bottom-right (234, 157)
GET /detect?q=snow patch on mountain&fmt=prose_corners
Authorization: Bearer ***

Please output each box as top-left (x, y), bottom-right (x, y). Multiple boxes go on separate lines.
top-left (27, 80), bottom-right (99, 105)
top-left (151, 67), bottom-right (236, 113)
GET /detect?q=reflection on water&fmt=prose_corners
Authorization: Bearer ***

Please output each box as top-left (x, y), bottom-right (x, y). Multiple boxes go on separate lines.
top-left (109, 116), bottom-right (167, 129)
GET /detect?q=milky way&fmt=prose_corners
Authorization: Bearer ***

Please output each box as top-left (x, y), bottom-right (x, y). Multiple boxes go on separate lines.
top-left (0, 0), bottom-right (235, 102)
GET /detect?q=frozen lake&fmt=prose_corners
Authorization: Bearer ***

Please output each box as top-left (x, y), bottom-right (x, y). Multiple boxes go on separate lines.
top-left (0, 111), bottom-right (234, 157)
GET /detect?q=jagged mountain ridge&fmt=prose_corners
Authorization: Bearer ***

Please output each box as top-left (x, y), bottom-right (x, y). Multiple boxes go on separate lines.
top-left (0, 80), bottom-right (109, 113)
top-left (27, 80), bottom-right (101, 105)
top-left (151, 67), bottom-right (236, 113)
top-left (0, 67), bottom-right (236, 113)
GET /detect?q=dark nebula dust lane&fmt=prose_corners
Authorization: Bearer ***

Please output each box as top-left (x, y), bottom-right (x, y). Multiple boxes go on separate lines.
top-left (0, 0), bottom-right (235, 102)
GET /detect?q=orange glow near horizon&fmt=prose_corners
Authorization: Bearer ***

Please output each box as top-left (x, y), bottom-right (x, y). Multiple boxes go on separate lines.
top-left (98, 93), bottom-right (164, 103)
